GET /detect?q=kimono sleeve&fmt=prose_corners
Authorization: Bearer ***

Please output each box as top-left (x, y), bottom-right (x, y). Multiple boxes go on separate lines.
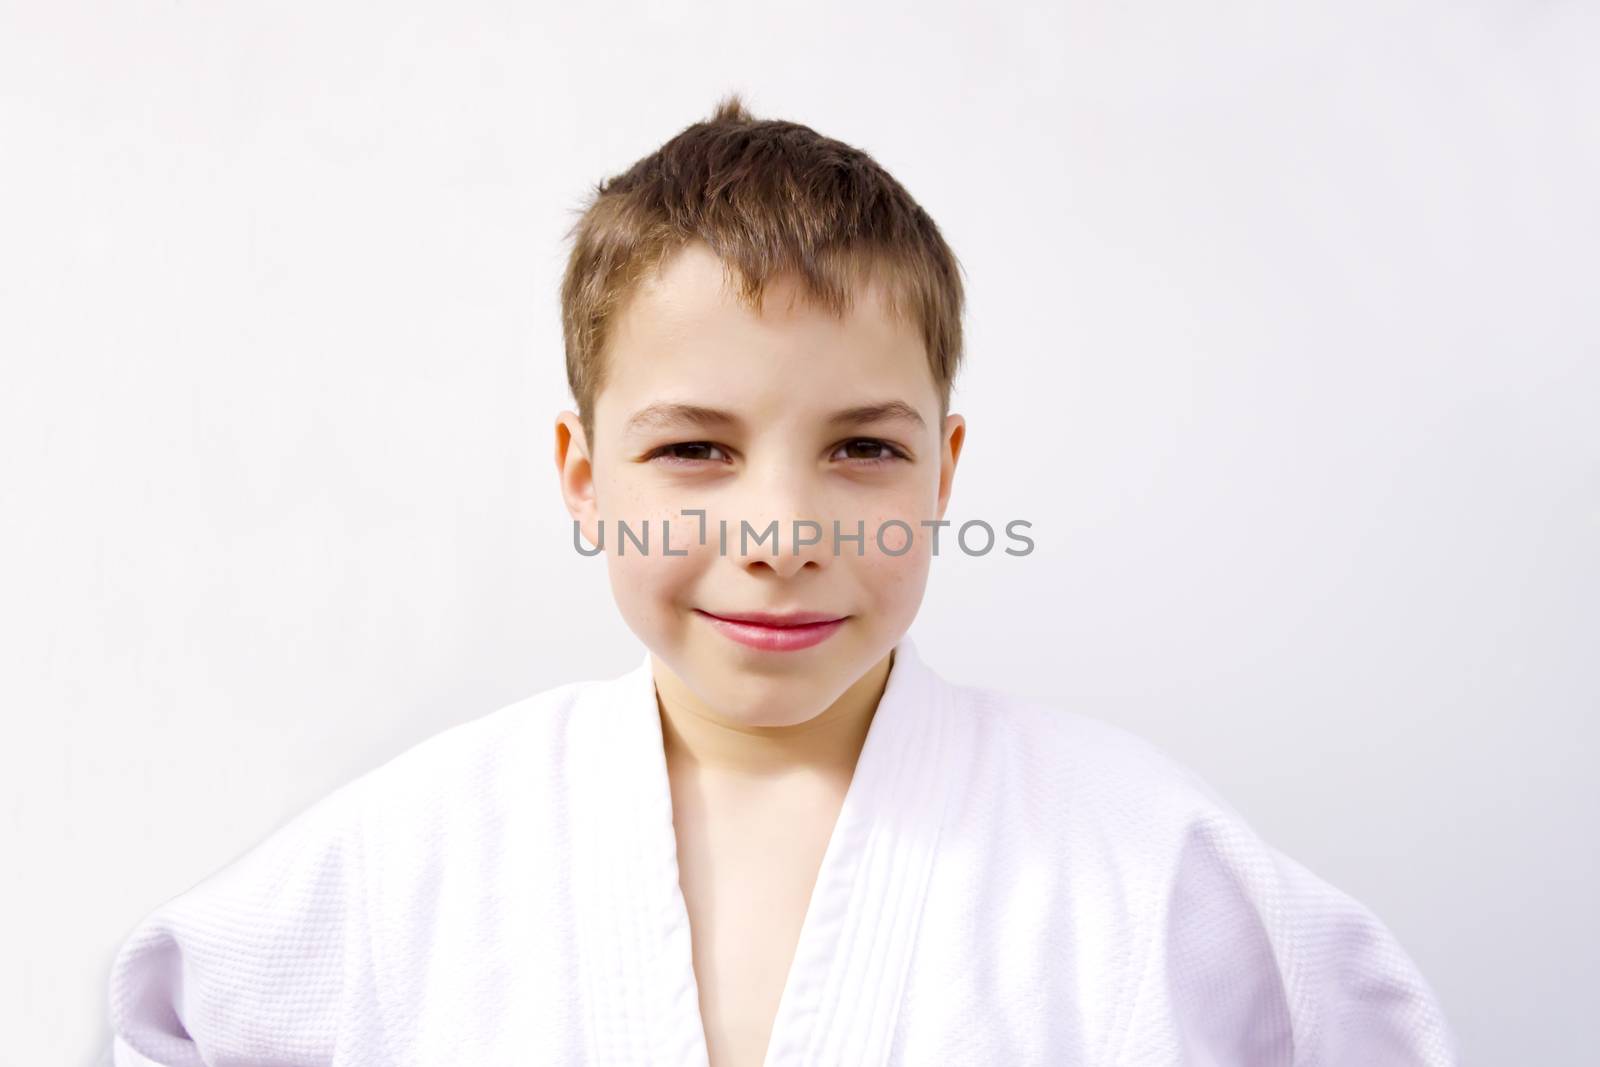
top-left (1118, 809), bottom-right (1461, 1066)
top-left (106, 778), bottom-right (373, 1067)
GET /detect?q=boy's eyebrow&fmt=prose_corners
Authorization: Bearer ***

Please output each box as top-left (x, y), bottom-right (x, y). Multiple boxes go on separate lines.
top-left (624, 402), bottom-right (742, 435)
top-left (624, 399), bottom-right (927, 435)
top-left (827, 401), bottom-right (926, 431)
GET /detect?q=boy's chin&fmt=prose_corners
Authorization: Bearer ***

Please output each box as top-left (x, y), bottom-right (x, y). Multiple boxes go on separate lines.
top-left (670, 634), bottom-right (868, 707)
top-left (706, 672), bottom-right (857, 728)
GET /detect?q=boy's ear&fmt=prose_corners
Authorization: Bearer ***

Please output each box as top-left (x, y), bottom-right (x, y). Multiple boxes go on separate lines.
top-left (936, 413), bottom-right (966, 522)
top-left (555, 411), bottom-right (602, 547)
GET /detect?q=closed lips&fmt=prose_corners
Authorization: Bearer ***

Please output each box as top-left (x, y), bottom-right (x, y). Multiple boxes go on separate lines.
top-left (696, 610), bottom-right (846, 627)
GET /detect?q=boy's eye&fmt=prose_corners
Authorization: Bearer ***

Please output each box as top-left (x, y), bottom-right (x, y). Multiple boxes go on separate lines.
top-left (831, 438), bottom-right (910, 465)
top-left (645, 442), bottom-right (731, 466)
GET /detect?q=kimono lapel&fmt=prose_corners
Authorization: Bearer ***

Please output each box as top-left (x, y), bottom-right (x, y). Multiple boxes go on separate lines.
top-left (569, 650), bottom-right (710, 1066)
top-left (568, 633), bottom-right (968, 1067)
top-left (760, 634), bottom-right (967, 1067)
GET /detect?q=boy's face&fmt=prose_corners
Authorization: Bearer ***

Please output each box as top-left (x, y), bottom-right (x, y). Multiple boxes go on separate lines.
top-left (556, 240), bottom-right (964, 728)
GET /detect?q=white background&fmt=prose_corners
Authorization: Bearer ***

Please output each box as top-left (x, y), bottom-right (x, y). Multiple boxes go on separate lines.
top-left (3, 2), bottom-right (1596, 1063)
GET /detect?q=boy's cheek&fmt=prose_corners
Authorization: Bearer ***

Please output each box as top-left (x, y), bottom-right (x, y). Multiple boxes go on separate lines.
top-left (604, 547), bottom-right (711, 634)
top-left (857, 548), bottom-right (932, 616)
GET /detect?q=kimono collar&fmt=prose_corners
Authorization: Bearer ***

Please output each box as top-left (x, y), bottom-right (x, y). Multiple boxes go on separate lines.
top-left (567, 630), bottom-right (970, 1066)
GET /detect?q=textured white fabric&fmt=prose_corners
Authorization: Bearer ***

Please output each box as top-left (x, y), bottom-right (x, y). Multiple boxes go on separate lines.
top-left (107, 635), bottom-right (1459, 1065)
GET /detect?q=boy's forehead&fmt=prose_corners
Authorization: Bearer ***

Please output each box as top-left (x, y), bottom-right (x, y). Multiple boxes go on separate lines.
top-left (624, 241), bottom-right (895, 339)
top-left (638, 240), bottom-right (741, 307)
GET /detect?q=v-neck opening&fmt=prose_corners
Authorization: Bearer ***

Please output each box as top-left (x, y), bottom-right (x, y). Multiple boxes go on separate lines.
top-left (566, 634), bottom-right (963, 1067)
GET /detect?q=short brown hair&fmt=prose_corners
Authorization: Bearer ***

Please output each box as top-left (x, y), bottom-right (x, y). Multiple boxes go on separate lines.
top-left (559, 92), bottom-right (966, 449)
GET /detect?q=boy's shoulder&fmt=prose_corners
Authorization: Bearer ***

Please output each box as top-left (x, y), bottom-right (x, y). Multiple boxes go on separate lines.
top-left (947, 674), bottom-right (1255, 830)
top-left (354, 674), bottom-right (593, 804)
top-left (107, 671), bottom-right (610, 1062)
top-left (937, 671), bottom-right (1344, 905)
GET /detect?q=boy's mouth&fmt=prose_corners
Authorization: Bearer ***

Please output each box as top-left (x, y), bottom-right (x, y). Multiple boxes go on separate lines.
top-left (693, 608), bottom-right (850, 652)
top-left (699, 608), bottom-right (847, 627)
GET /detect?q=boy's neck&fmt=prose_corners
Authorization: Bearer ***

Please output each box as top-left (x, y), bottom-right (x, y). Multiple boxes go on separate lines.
top-left (653, 649), bottom-right (894, 781)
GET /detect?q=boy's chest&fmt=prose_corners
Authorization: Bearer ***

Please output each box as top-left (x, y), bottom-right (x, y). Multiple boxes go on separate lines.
top-left (667, 771), bottom-right (851, 1067)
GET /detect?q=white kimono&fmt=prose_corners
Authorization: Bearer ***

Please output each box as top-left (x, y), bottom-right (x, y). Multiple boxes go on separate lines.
top-left (107, 635), bottom-right (1459, 1066)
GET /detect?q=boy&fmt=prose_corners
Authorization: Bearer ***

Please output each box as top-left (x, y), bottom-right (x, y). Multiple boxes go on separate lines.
top-left (107, 94), bottom-right (1459, 1066)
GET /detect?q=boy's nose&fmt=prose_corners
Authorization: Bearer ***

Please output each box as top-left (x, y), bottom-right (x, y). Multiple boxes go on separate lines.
top-left (725, 477), bottom-right (833, 575)
top-left (724, 514), bottom-right (832, 572)
top-left (738, 519), bottom-right (831, 578)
